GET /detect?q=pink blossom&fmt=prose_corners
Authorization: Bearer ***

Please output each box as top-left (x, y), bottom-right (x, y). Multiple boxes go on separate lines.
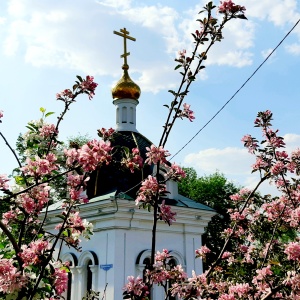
top-left (241, 134), bottom-right (258, 153)
top-left (79, 75), bottom-right (98, 100)
top-left (254, 265), bottom-right (273, 281)
top-left (145, 144), bottom-right (170, 165)
top-left (166, 162), bottom-right (186, 181)
top-left (218, 294), bottom-right (235, 300)
top-left (284, 242), bottom-right (300, 261)
top-left (39, 123), bottom-right (58, 138)
top-left (64, 148), bottom-right (79, 166)
top-left (271, 161), bottom-right (285, 175)
top-left (0, 110), bottom-right (3, 121)
top-left (178, 49), bottom-right (186, 59)
top-left (218, 0), bottom-right (246, 14)
top-left (159, 200), bottom-right (176, 225)
top-left (19, 239), bottom-right (50, 267)
top-left (195, 245), bottom-right (211, 258)
top-left (121, 147), bottom-right (143, 173)
top-left (181, 103), bottom-right (195, 122)
top-left (98, 127), bottom-right (115, 140)
top-left (252, 156), bottom-right (269, 171)
top-left (17, 184), bottom-right (50, 214)
top-left (53, 267), bottom-right (68, 295)
top-left (155, 249), bottom-right (170, 262)
top-left (221, 251), bottom-right (232, 259)
top-left (77, 139), bottom-right (113, 172)
top-left (55, 211), bottom-right (93, 244)
top-left (22, 154), bottom-right (58, 177)
top-left (2, 210), bottom-right (17, 225)
top-left (135, 175), bottom-right (167, 205)
top-left (264, 128), bottom-right (285, 148)
top-left (56, 89), bottom-right (74, 100)
top-left (0, 174), bottom-right (9, 190)
top-left (0, 256), bottom-right (27, 294)
top-left (123, 275), bottom-right (149, 297)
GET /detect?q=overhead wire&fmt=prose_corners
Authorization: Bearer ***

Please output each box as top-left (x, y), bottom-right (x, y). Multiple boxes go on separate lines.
top-left (122, 17), bottom-right (300, 195)
top-left (170, 17), bottom-right (300, 161)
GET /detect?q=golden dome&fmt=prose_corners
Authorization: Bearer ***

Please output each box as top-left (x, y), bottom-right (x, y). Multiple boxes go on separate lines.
top-left (112, 64), bottom-right (141, 101)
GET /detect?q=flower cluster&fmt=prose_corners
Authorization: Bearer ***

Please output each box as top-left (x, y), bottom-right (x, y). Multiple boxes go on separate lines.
top-left (56, 89), bottom-right (74, 100)
top-left (135, 175), bottom-right (167, 206)
top-left (98, 127), bottom-right (115, 141)
top-left (65, 139), bottom-right (113, 172)
top-left (165, 163), bottom-right (186, 181)
top-left (0, 174), bottom-right (9, 190)
top-left (159, 200), bottom-right (176, 225)
top-left (121, 147), bottom-right (143, 173)
top-left (22, 154), bottom-right (58, 178)
top-left (19, 239), bottom-right (50, 267)
top-left (17, 184), bottom-right (50, 215)
top-left (123, 276), bottom-right (149, 299)
top-left (39, 123), bottom-right (58, 138)
top-left (79, 75), bottom-right (98, 100)
top-left (52, 265), bottom-right (69, 295)
top-left (145, 145), bottom-right (170, 165)
top-left (180, 103), bottom-right (195, 122)
top-left (55, 211), bottom-right (93, 246)
top-left (218, 0), bottom-right (246, 14)
top-left (0, 256), bottom-right (27, 294)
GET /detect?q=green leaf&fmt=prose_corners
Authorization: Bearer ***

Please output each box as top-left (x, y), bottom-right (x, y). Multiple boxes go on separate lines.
top-left (236, 14), bottom-right (248, 20)
top-left (76, 75), bottom-right (83, 82)
top-left (174, 64), bottom-right (182, 70)
top-left (15, 176), bottom-right (26, 185)
top-left (40, 107), bottom-right (46, 113)
top-left (45, 112), bottom-right (55, 118)
top-left (168, 90), bottom-right (178, 96)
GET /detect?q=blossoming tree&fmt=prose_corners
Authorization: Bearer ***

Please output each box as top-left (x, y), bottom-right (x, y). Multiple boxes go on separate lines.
top-left (2, 1), bottom-right (300, 300)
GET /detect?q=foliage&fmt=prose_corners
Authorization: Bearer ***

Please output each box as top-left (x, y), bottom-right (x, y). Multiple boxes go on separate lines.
top-left (4, 1), bottom-right (300, 300)
top-left (179, 169), bottom-right (239, 268)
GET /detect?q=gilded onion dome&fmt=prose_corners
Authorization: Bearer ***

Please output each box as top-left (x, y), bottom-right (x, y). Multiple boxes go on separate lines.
top-left (112, 64), bottom-right (141, 101)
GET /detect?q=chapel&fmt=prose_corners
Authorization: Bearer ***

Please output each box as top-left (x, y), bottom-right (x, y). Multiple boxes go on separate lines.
top-left (46, 28), bottom-right (215, 300)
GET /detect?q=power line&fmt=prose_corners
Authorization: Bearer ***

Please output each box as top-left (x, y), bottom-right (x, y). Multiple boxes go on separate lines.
top-left (170, 18), bottom-right (300, 161)
top-left (122, 18), bottom-right (300, 196)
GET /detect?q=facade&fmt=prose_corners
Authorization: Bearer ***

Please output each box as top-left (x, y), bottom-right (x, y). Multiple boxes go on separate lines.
top-left (45, 28), bottom-right (215, 299)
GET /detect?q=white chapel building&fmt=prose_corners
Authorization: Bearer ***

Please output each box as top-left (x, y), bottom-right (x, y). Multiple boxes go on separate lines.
top-left (46, 28), bottom-right (215, 300)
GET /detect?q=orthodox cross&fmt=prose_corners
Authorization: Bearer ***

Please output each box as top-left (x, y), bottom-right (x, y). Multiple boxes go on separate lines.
top-left (113, 28), bottom-right (136, 66)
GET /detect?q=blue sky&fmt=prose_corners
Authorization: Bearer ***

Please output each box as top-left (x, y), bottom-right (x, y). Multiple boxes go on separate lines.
top-left (1, 0), bottom-right (300, 194)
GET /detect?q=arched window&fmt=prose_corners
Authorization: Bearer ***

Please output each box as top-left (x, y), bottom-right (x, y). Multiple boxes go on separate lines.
top-left (78, 251), bottom-right (99, 299)
top-left (167, 257), bottom-right (178, 300)
top-left (60, 253), bottom-right (78, 300)
top-left (87, 259), bottom-right (93, 295)
top-left (116, 107), bottom-right (119, 124)
top-left (130, 107), bottom-right (134, 124)
top-left (122, 107), bottom-right (127, 123)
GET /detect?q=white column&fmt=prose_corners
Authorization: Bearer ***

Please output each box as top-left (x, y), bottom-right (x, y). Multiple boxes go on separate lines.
top-left (76, 266), bottom-right (85, 300)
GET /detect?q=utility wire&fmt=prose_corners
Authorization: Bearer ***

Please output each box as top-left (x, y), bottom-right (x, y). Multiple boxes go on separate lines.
top-left (122, 18), bottom-right (300, 195)
top-left (170, 18), bottom-right (300, 161)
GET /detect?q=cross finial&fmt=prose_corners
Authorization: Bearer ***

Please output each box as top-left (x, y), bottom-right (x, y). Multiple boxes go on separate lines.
top-left (113, 28), bottom-right (136, 66)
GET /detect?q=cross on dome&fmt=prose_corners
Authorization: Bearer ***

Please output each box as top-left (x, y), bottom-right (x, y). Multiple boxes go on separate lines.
top-left (113, 28), bottom-right (136, 67)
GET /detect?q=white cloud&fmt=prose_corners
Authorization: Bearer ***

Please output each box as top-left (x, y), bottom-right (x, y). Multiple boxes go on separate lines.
top-left (96, 0), bottom-right (132, 9)
top-left (261, 48), bottom-right (276, 59)
top-left (246, 0), bottom-right (299, 27)
top-left (184, 147), bottom-right (254, 175)
top-left (136, 65), bottom-right (179, 94)
top-left (183, 133), bottom-right (300, 194)
top-left (285, 43), bottom-right (300, 55)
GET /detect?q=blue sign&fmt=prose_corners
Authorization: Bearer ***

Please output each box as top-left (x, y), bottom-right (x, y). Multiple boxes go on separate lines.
top-left (100, 264), bottom-right (113, 271)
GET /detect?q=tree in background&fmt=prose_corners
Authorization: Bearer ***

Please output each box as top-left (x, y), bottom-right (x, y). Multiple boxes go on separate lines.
top-left (178, 169), bottom-right (239, 268)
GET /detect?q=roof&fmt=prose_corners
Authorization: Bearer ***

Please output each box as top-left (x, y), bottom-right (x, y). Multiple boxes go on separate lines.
top-left (86, 131), bottom-right (153, 200)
